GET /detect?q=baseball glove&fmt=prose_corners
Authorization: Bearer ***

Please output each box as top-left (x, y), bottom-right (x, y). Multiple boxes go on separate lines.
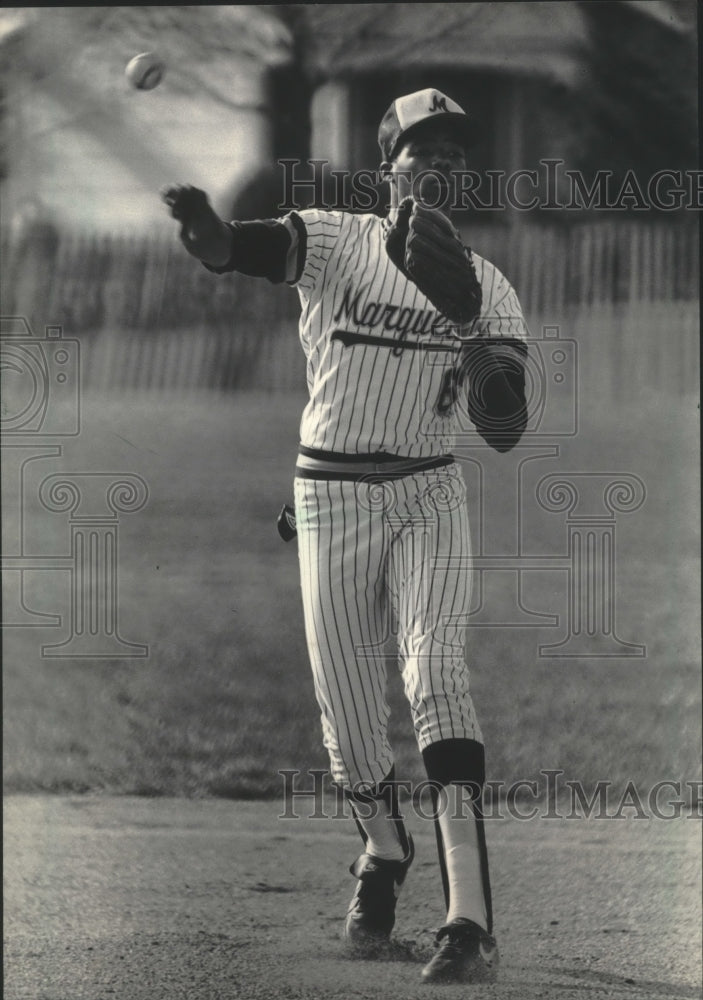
top-left (385, 197), bottom-right (482, 326)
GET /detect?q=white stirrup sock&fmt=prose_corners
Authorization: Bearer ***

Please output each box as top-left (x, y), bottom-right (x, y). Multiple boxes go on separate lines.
top-left (356, 809), bottom-right (407, 861)
top-left (437, 783), bottom-right (488, 929)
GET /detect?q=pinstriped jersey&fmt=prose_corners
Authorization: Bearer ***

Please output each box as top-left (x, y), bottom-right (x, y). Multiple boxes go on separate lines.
top-left (287, 209), bottom-right (527, 458)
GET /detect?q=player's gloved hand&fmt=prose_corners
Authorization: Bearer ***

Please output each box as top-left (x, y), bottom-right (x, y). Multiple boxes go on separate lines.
top-left (385, 196), bottom-right (482, 326)
top-left (161, 184), bottom-right (232, 266)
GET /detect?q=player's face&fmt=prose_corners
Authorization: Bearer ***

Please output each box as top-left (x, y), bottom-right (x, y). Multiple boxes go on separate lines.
top-left (385, 129), bottom-right (467, 214)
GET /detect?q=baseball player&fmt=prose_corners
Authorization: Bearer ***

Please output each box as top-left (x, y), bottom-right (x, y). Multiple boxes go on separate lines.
top-left (163, 88), bottom-right (528, 985)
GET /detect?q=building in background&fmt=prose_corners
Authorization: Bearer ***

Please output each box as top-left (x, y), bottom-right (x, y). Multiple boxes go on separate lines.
top-left (267, 1), bottom-right (696, 220)
top-left (0, 4), bottom-right (696, 403)
top-left (0, 3), bottom-right (695, 233)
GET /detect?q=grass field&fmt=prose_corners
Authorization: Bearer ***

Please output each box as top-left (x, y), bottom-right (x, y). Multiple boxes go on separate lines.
top-left (2, 388), bottom-right (700, 800)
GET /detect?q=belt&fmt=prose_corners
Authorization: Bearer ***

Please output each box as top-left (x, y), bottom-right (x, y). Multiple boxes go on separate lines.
top-left (295, 446), bottom-right (455, 482)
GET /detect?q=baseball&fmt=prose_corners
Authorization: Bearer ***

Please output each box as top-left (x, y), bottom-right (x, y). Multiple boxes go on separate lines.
top-left (125, 52), bottom-right (165, 91)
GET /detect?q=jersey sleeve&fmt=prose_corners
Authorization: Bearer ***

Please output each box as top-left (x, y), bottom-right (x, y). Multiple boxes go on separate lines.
top-left (469, 257), bottom-right (529, 342)
top-left (282, 209), bottom-right (346, 293)
top-left (445, 255), bottom-right (528, 451)
top-left (202, 218), bottom-right (292, 283)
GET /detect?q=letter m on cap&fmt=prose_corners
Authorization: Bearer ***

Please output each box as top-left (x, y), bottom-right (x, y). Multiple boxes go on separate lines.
top-left (429, 93), bottom-right (448, 113)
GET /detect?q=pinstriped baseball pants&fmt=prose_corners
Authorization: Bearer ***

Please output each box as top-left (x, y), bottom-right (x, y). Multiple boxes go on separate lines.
top-left (294, 463), bottom-right (482, 788)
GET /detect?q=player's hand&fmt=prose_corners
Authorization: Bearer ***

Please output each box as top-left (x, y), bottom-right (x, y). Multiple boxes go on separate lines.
top-left (161, 184), bottom-right (231, 264)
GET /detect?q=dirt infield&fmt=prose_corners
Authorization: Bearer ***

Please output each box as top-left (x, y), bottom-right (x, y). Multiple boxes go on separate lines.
top-left (4, 796), bottom-right (701, 999)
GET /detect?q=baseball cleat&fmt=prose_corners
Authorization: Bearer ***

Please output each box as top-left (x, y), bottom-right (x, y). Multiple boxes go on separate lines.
top-left (421, 917), bottom-right (499, 984)
top-left (343, 835), bottom-right (414, 953)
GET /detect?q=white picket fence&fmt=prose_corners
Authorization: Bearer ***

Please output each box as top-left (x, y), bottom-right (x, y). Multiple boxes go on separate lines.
top-left (2, 219), bottom-right (698, 398)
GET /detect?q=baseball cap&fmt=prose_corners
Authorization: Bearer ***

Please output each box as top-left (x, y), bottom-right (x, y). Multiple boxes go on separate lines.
top-left (378, 88), bottom-right (477, 161)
